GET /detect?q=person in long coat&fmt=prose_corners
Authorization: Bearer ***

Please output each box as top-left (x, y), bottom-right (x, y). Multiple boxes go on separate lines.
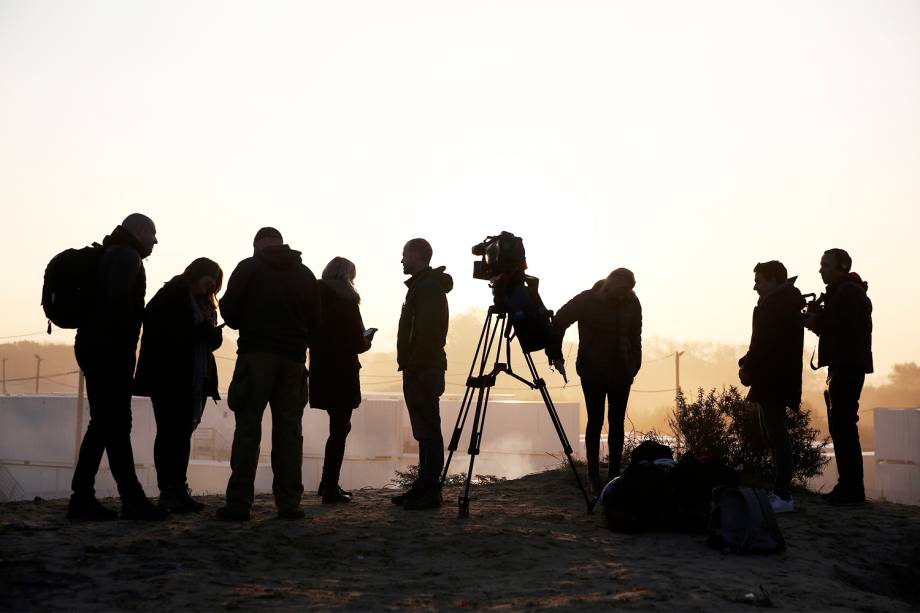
top-left (551, 268), bottom-right (642, 495)
top-left (134, 257), bottom-right (223, 513)
top-left (309, 257), bottom-right (373, 503)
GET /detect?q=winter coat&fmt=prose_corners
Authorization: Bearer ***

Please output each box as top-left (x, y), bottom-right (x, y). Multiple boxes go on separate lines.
top-left (397, 266), bottom-right (453, 371)
top-left (814, 274), bottom-right (873, 373)
top-left (75, 225), bottom-right (147, 362)
top-left (739, 278), bottom-right (806, 408)
top-left (219, 245), bottom-right (321, 363)
top-left (134, 277), bottom-right (222, 403)
top-left (552, 282), bottom-right (642, 385)
top-left (309, 281), bottom-right (370, 410)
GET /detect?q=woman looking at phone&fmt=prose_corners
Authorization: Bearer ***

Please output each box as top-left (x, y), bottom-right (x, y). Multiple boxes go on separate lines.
top-left (309, 256), bottom-right (373, 503)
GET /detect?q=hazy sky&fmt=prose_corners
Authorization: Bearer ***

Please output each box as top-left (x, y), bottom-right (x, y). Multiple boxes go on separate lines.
top-left (2, 1), bottom-right (918, 381)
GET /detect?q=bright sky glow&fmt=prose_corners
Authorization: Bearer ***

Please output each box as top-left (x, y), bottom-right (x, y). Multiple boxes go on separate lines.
top-left (1, 1), bottom-right (918, 380)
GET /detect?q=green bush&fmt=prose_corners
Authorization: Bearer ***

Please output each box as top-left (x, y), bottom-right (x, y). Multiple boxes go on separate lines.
top-left (389, 464), bottom-right (504, 489)
top-left (668, 386), bottom-right (829, 486)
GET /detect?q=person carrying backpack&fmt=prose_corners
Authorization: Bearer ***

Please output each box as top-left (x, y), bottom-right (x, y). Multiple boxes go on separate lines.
top-left (551, 268), bottom-right (642, 495)
top-left (67, 214), bottom-right (166, 521)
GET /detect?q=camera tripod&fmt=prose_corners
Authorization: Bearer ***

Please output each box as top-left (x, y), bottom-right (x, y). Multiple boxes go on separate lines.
top-left (440, 305), bottom-right (595, 516)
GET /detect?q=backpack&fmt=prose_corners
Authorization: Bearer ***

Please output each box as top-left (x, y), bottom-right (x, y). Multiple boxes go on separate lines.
top-left (601, 460), bottom-right (677, 533)
top-left (668, 454), bottom-right (740, 532)
top-left (629, 440), bottom-right (673, 465)
top-left (41, 243), bottom-right (104, 331)
top-left (706, 486), bottom-right (785, 553)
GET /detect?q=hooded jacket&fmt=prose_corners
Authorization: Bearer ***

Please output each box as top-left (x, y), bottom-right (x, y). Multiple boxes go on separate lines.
top-left (75, 225), bottom-right (147, 360)
top-left (397, 266), bottom-right (453, 371)
top-left (814, 273), bottom-right (873, 373)
top-left (309, 280), bottom-right (370, 410)
top-left (133, 277), bottom-right (222, 403)
top-left (219, 245), bottom-right (321, 363)
top-left (739, 278), bottom-right (806, 407)
top-left (552, 281), bottom-right (642, 385)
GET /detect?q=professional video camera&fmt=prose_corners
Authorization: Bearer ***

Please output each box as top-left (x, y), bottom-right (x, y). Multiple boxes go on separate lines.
top-left (470, 231), bottom-right (555, 354)
top-left (802, 292), bottom-right (825, 321)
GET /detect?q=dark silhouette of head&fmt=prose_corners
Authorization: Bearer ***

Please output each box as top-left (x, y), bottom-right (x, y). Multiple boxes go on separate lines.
top-left (122, 213), bottom-right (157, 258)
top-left (402, 238), bottom-right (432, 275)
top-left (820, 248), bottom-right (851, 285)
top-left (322, 256), bottom-right (357, 284)
top-left (181, 257), bottom-right (223, 308)
top-left (753, 260), bottom-right (787, 297)
top-left (253, 227), bottom-right (283, 254)
top-left (602, 268), bottom-right (635, 299)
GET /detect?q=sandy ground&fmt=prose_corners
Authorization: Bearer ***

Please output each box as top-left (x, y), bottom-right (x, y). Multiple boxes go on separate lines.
top-left (2, 468), bottom-right (919, 611)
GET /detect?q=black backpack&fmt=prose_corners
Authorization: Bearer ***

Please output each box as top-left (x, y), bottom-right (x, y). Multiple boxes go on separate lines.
top-left (41, 243), bottom-right (104, 331)
top-left (706, 486), bottom-right (785, 553)
top-left (668, 454), bottom-right (740, 532)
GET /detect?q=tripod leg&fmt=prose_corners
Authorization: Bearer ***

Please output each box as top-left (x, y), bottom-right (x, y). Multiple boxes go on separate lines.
top-left (523, 352), bottom-right (596, 513)
top-left (458, 386), bottom-right (490, 517)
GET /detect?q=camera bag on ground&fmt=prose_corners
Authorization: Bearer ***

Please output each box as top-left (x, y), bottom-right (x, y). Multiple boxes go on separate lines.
top-left (629, 440), bottom-right (673, 465)
top-left (41, 243), bottom-right (104, 331)
top-left (601, 441), bottom-right (677, 532)
top-left (669, 454), bottom-right (740, 532)
top-left (706, 486), bottom-right (785, 553)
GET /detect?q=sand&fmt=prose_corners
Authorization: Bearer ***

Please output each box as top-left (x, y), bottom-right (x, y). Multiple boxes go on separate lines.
top-left (2, 468), bottom-right (919, 611)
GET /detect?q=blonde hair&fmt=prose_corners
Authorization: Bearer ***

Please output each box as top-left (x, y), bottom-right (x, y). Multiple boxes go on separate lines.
top-left (322, 256), bottom-right (357, 284)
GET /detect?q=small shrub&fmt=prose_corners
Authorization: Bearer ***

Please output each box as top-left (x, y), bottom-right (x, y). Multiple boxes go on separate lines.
top-left (389, 464), bottom-right (504, 489)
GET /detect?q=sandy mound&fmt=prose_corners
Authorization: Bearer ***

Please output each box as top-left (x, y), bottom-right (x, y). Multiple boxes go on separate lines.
top-left (2, 468), bottom-right (919, 611)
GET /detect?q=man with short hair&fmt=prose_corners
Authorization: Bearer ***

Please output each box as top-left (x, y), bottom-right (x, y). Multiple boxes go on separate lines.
top-left (69, 213), bottom-right (165, 521)
top-left (391, 238), bottom-right (453, 510)
top-left (805, 248), bottom-right (873, 506)
top-left (217, 227), bottom-right (321, 520)
top-left (738, 260), bottom-right (805, 514)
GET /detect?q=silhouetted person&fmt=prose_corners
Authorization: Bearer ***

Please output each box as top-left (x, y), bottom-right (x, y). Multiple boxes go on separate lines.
top-left (134, 258), bottom-right (224, 513)
top-left (217, 228), bottom-right (321, 520)
top-left (68, 213), bottom-right (166, 521)
top-left (391, 238), bottom-right (452, 510)
top-left (805, 248), bottom-right (873, 506)
top-left (738, 261), bottom-right (805, 514)
top-left (309, 257), bottom-right (373, 504)
top-left (552, 268), bottom-right (642, 495)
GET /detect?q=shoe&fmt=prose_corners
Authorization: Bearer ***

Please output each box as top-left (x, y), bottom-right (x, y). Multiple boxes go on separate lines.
top-left (121, 497), bottom-right (169, 521)
top-left (827, 490), bottom-right (866, 507)
top-left (277, 508), bottom-right (305, 519)
top-left (820, 484), bottom-right (842, 501)
top-left (403, 485), bottom-right (442, 510)
top-left (159, 487), bottom-right (206, 514)
top-left (391, 481), bottom-right (423, 506)
top-left (66, 495), bottom-right (119, 521)
top-left (768, 493), bottom-right (795, 514)
top-left (216, 506), bottom-right (251, 521)
top-left (322, 487), bottom-right (352, 505)
top-left (318, 481), bottom-right (353, 499)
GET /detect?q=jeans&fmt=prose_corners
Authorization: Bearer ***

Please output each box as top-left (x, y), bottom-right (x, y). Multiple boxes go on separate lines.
top-left (403, 368), bottom-right (445, 486)
top-left (71, 352), bottom-right (146, 502)
top-left (225, 352), bottom-right (309, 513)
top-left (826, 367), bottom-right (866, 495)
top-left (152, 393), bottom-right (201, 493)
top-left (582, 379), bottom-right (632, 480)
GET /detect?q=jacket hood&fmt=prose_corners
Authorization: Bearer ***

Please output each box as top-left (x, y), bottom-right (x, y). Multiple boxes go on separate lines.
top-left (591, 279), bottom-right (635, 304)
top-left (256, 244), bottom-right (302, 270)
top-left (828, 272), bottom-right (869, 294)
top-left (102, 225), bottom-right (146, 256)
top-left (406, 266), bottom-right (453, 293)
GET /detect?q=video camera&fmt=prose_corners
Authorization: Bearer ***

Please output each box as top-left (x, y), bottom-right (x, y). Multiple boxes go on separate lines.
top-left (802, 292), bottom-right (825, 321)
top-left (472, 231), bottom-right (527, 281)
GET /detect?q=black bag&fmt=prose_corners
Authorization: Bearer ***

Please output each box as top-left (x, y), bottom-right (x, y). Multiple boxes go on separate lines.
top-left (41, 243), bottom-right (103, 331)
top-left (706, 486), bottom-right (785, 553)
top-left (602, 460), bottom-right (676, 533)
top-left (629, 440), bottom-right (674, 466)
top-left (669, 454), bottom-right (740, 532)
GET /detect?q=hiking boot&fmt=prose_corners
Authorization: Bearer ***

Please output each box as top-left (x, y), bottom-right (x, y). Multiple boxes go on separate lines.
top-left (216, 506), bottom-right (251, 521)
top-left (121, 497), bottom-right (169, 521)
top-left (391, 481), bottom-right (423, 506)
top-left (318, 481), bottom-right (353, 499)
top-left (322, 487), bottom-right (353, 505)
top-left (66, 494), bottom-right (119, 521)
top-left (768, 493), bottom-right (795, 514)
top-left (820, 484), bottom-right (842, 501)
top-left (403, 485), bottom-right (442, 511)
top-left (159, 487), bottom-right (205, 514)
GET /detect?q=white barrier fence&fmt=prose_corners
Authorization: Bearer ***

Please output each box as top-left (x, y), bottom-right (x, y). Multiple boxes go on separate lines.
top-left (0, 394), bottom-right (581, 501)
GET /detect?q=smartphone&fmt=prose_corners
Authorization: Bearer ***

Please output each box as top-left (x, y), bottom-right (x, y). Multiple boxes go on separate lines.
top-left (364, 327), bottom-right (378, 340)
